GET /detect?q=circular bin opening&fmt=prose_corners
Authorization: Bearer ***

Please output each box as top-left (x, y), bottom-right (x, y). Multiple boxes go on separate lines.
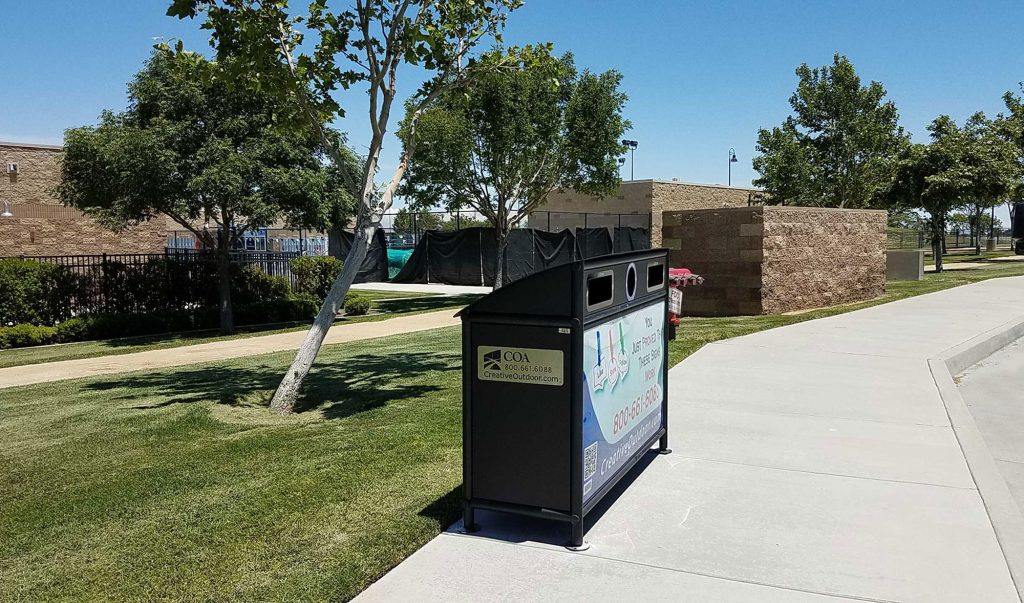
top-left (625, 262), bottom-right (637, 301)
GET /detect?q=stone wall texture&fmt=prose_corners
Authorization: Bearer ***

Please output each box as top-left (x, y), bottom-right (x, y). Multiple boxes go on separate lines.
top-left (533, 180), bottom-right (758, 246)
top-left (0, 142), bottom-right (170, 256)
top-left (663, 206), bottom-right (887, 316)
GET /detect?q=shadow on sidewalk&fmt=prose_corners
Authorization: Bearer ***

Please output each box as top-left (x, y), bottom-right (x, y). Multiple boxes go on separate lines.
top-left (425, 450), bottom-right (661, 547)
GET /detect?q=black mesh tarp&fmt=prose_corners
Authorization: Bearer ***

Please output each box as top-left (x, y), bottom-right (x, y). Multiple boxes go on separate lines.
top-left (391, 228), bottom-right (495, 286)
top-left (613, 226), bottom-right (652, 252)
top-left (503, 229), bottom-right (576, 285)
top-left (391, 225), bottom-right (651, 286)
top-left (574, 227), bottom-right (614, 258)
top-left (328, 228), bottom-right (389, 283)
top-left (1013, 202), bottom-right (1024, 238)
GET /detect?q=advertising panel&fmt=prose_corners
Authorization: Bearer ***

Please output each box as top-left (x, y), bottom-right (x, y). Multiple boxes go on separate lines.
top-left (581, 301), bottom-right (665, 504)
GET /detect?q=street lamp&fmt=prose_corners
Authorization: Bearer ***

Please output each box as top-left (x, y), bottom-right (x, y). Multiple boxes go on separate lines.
top-left (0, 201), bottom-right (12, 218)
top-left (621, 139), bottom-right (638, 180)
top-left (728, 148), bottom-right (738, 186)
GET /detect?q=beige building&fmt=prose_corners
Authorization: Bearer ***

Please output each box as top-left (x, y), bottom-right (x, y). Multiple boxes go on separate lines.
top-left (532, 179), bottom-right (762, 246)
top-left (0, 141), bottom-right (170, 256)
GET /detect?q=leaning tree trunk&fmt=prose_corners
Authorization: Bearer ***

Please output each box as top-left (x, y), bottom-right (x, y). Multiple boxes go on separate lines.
top-left (216, 234), bottom-right (234, 334)
top-left (269, 223), bottom-right (374, 414)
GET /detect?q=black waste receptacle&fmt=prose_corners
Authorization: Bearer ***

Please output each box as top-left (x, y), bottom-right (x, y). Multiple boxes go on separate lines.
top-left (459, 249), bottom-right (670, 548)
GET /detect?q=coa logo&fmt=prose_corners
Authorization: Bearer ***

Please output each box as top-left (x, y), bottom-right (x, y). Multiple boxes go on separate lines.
top-left (483, 349), bottom-right (503, 370)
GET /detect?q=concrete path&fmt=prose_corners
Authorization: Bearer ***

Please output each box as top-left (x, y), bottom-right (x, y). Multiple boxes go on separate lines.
top-left (358, 277), bottom-right (1024, 602)
top-left (959, 337), bottom-right (1024, 519)
top-left (0, 309), bottom-right (460, 389)
top-left (352, 282), bottom-right (491, 295)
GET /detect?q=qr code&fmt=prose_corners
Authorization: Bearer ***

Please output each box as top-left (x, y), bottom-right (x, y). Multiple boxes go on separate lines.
top-left (584, 442), bottom-right (598, 481)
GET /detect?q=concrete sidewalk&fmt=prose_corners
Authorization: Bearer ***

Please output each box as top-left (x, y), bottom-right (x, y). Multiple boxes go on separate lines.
top-left (351, 282), bottom-right (491, 295)
top-left (358, 277), bottom-right (1024, 602)
top-left (0, 309), bottom-right (460, 389)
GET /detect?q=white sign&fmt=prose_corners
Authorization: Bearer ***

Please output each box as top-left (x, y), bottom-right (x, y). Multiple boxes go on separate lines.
top-left (668, 288), bottom-right (683, 314)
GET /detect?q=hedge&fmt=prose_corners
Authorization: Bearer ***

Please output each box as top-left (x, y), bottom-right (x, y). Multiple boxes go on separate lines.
top-left (290, 256), bottom-right (343, 302)
top-left (0, 295), bottom-right (320, 350)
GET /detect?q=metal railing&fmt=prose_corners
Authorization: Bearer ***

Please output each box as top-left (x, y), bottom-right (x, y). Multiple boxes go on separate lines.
top-left (10, 251), bottom-right (301, 317)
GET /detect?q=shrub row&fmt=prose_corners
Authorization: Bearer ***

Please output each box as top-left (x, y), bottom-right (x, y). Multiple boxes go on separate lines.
top-left (0, 295), bottom-right (321, 350)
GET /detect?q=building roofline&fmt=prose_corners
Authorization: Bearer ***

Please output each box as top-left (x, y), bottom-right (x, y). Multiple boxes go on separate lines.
top-left (620, 178), bottom-right (762, 192)
top-left (0, 140), bottom-right (63, 151)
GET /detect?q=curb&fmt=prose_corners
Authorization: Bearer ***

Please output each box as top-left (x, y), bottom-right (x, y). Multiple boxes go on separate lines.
top-left (931, 317), bottom-right (1024, 601)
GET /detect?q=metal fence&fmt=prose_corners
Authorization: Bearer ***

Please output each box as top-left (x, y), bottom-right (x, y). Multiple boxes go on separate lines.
top-left (379, 210), bottom-right (652, 248)
top-left (167, 228), bottom-right (329, 256)
top-left (12, 251), bottom-right (300, 317)
top-left (887, 229), bottom-right (1016, 250)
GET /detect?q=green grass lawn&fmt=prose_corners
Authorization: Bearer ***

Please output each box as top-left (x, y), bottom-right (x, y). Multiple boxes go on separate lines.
top-left (4, 265), bottom-right (1024, 601)
top-left (0, 292), bottom-right (480, 370)
top-left (0, 328), bottom-right (464, 602)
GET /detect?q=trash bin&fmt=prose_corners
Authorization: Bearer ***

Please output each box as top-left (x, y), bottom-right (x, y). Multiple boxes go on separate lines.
top-left (458, 249), bottom-right (671, 548)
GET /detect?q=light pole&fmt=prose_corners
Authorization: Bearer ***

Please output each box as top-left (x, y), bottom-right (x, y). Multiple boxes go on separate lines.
top-left (728, 148), bottom-right (738, 186)
top-left (622, 139), bottom-right (638, 180)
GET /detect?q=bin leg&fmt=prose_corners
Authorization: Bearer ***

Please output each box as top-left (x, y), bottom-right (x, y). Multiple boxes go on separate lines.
top-left (566, 516), bottom-right (590, 551)
top-left (462, 504), bottom-right (479, 533)
top-left (659, 431), bottom-right (672, 455)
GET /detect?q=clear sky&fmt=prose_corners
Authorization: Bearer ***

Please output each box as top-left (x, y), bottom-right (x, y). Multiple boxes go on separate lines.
top-left (2, 0), bottom-right (1022, 216)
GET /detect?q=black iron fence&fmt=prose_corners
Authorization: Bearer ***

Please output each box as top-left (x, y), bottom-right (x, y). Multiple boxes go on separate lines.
top-left (10, 251), bottom-right (300, 317)
top-left (380, 210), bottom-right (652, 248)
top-left (888, 228), bottom-right (1016, 250)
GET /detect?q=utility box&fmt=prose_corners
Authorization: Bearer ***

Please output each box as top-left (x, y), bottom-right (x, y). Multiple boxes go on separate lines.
top-left (459, 249), bottom-right (670, 548)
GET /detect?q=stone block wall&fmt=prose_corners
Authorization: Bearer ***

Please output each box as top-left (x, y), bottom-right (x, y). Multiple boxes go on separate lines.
top-left (533, 180), bottom-right (758, 246)
top-left (0, 142), bottom-right (171, 256)
top-left (663, 206), bottom-right (886, 316)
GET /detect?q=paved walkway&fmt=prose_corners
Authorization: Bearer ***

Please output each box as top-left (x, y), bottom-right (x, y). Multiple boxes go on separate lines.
top-left (358, 277), bottom-right (1024, 602)
top-left (0, 309), bottom-right (460, 389)
top-left (352, 282), bottom-right (491, 295)
top-left (959, 337), bottom-right (1024, 519)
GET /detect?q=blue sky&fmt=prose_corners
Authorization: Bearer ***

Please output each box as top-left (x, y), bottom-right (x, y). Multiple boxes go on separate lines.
top-left (2, 0), bottom-right (1022, 215)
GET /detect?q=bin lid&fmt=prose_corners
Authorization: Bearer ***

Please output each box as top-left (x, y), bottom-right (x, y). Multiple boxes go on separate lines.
top-left (457, 260), bottom-right (578, 318)
top-left (458, 249), bottom-right (668, 319)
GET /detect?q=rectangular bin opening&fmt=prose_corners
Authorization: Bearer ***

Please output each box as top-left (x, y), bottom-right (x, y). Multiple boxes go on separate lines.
top-left (586, 273), bottom-right (613, 309)
top-left (647, 262), bottom-right (664, 291)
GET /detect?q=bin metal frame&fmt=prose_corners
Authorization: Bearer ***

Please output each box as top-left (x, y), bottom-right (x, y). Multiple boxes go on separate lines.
top-left (460, 249), bottom-right (670, 548)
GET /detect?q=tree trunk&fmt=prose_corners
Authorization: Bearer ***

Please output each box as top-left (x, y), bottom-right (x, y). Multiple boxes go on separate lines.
top-left (216, 231), bottom-right (234, 334)
top-left (268, 223), bottom-right (374, 414)
top-left (974, 209), bottom-right (982, 255)
top-left (932, 213), bottom-right (945, 274)
top-left (493, 228), bottom-right (508, 290)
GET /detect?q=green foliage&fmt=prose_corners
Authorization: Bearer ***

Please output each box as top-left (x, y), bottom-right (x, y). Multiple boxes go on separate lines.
top-left (400, 45), bottom-right (630, 240)
top-left (343, 294), bottom-right (372, 316)
top-left (392, 208), bottom-right (444, 233)
top-left (0, 259), bottom-right (82, 326)
top-left (58, 50), bottom-right (355, 332)
top-left (754, 54), bottom-right (908, 208)
top-left (289, 256), bottom-right (344, 301)
top-left (0, 324), bottom-right (58, 349)
top-left (231, 264), bottom-right (291, 306)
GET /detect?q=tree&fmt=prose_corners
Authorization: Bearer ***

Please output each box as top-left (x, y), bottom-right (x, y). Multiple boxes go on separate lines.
top-left (58, 50), bottom-right (349, 333)
top-left (956, 112), bottom-right (1018, 253)
top-left (399, 45), bottom-right (630, 287)
top-left (392, 207), bottom-right (443, 233)
top-left (170, 0), bottom-right (523, 413)
top-left (754, 54), bottom-right (908, 208)
top-left (879, 115), bottom-right (997, 272)
top-left (997, 87), bottom-right (1024, 223)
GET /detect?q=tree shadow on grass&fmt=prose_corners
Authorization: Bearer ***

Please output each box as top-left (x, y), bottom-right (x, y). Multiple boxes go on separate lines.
top-left (83, 350), bottom-right (458, 420)
top-left (372, 294), bottom-right (482, 315)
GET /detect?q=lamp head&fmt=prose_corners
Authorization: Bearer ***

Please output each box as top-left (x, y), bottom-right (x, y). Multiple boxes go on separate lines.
top-left (0, 201), bottom-right (12, 218)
